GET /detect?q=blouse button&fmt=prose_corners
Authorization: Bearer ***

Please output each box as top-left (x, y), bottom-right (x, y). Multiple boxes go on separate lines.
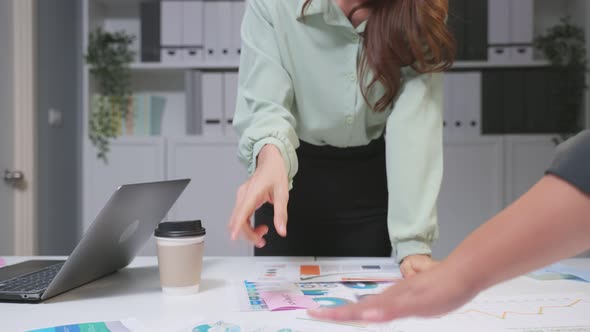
top-left (345, 115), bottom-right (354, 125)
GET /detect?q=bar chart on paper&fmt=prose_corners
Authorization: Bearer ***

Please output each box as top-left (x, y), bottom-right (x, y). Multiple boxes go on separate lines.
top-left (391, 294), bottom-right (590, 332)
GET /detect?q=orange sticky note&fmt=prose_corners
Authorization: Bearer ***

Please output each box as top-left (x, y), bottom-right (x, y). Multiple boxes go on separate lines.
top-left (300, 265), bottom-right (320, 276)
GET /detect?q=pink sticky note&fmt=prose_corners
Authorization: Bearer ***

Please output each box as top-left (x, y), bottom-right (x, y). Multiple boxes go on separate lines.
top-left (260, 292), bottom-right (320, 311)
top-left (0, 258), bottom-right (5, 267)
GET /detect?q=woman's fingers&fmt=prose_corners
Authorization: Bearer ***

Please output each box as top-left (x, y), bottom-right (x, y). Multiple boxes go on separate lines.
top-left (308, 286), bottom-right (404, 322)
top-left (253, 224), bottom-right (269, 238)
top-left (230, 182), bottom-right (263, 240)
top-left (400, 255), bottom-right (437, 278)
top-left (400, 260), bottom-right (417, 278)
top-left (229, 179), bottom-right (275, 246)
top-left (272, 184), bottom-right (289, 237)
top-left (229, 149), bottom-right (290, 244)
top-left (412, 257), bottom-right (438, 274)
top-left (229, 183), bottom-right (249, 240)
top-left (240, 221), bottom-right (267, 248)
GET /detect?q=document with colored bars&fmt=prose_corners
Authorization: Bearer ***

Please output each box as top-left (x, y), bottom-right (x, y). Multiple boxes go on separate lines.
top-left (254, 263), bottom-right (403, 282)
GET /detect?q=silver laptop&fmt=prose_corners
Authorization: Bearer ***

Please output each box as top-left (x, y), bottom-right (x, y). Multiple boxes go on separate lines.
top-left (0, 179), bottom-right (190, 303)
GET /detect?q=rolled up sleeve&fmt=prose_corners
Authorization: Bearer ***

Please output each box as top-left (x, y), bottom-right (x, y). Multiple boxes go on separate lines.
top-left (385, 70), bottom-right (444, 263)
top-left (546, 130), bottom-right (590, 195)
top-left (233, 0), bottom-right (299, 188)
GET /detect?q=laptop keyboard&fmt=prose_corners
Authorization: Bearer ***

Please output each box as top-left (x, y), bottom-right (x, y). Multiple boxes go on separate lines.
top-left (0, 262), bottom-right (64, 293)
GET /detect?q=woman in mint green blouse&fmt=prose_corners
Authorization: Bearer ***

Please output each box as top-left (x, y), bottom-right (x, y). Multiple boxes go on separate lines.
top-left (229, 0), bottom-right (455, 277)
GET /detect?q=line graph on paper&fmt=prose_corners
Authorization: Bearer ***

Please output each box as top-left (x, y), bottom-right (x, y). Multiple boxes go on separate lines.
top-left (450, 297), bottom-right (589, 320)
top-left (390, 294), bottom-right (590, 332)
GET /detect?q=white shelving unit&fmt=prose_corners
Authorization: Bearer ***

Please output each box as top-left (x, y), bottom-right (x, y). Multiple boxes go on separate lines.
top-left (434, 136), bottom-right (505, 259)
top-left (451, 60), bottom-right (550, 69)
top-left (129, 62), bottom-right (239, 71)
top-left (81, 0), bottom-right (248, 256)
top-left (503, 135), bottom-right (558, 205)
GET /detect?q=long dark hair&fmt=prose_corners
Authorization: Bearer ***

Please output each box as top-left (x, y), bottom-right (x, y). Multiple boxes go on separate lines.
top-left (302, 0), bottom-right (456, 112)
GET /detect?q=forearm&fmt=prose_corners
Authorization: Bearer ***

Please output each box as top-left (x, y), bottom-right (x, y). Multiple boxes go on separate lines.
top-left (386, 72), bottom-right (443, 262)
top-left (233, 0), bottom-right (300, 188)
top-left (444, 175), bottom-right (590, 293)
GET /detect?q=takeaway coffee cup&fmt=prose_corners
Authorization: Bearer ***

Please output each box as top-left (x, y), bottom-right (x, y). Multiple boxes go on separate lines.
top-left (154, 220), bottom-right (206, 295)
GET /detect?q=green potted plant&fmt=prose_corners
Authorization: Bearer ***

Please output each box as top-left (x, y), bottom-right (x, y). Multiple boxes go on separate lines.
top-left (85, 28), bottom-right (135, 161)
top-left (535, 16), bottom-right (588, 142)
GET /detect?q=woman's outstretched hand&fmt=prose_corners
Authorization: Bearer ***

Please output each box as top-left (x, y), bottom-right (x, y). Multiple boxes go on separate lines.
top-left (229, 144), bottom-right (290, 248)
top-left (400, 254), bottom-right (438, 278)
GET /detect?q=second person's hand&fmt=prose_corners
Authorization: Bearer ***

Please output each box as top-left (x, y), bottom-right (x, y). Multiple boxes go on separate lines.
top-left (307, 261), bottom-right (478, 322)
top-left (229, 144), bottom-right (290, 248)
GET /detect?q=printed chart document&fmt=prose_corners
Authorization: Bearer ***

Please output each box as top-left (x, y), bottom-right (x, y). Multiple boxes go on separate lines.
top-left (254, 262), bottom-right (402, 282)
top-left (231, 280), bottom-right (395, 312)
top-left (26, 318), bottom-right (141, 332)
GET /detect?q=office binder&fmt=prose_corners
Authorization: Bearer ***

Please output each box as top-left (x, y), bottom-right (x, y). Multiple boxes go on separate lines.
top-left (487, 0), bottom-right (510, 64)
top-left (448, 0), bottom-right (466, 60)
top-left (223, 71), bottom-right (239, 138)
top-left (217, 1), bottom-right (233, 61)
top-left (204, 0), bottom-right (219, 62)
top-left (481, 70), bottom-right (504, 134)
top-left (524, 69), bottom-right (550, 133)
top-left (444, 72), bottom-right (482, 137)
top-left (464, 0), bottom-right (487, 60)
top-left (183, 0), bottom-right (205, 62)
top-left (510, 0), bottom-right (534, 45)
top-left (502, 70), bottom-right (526, 133)
top-left (509, 0), bottom-right (534, 63)
top-left (161, 1), bottom-right (183, 63)
top-left (140, 2), bottom-right (161, 62)
top-left (161, 48), bottom-right (183, 63)
top-left (442, 73), bottom-right (456, 136)
top-left (185, 70), bottom-right (203, 135)
top-left (509, 46), bottom-right (533, 64)
top-left (202, 72), bottom-right (224, 135)
top-left (455, 72), bottom-right (482, 137)
top-left (230, 0), bottom-right (246, 61)
top-left (487, 0), bottom-right (510, 45)
top-left (150, 96), bottom-right (166, 135)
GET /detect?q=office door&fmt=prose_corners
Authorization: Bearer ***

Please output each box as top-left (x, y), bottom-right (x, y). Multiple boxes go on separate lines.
top-left (0, 0), bottom-right (16, 255)
top-left (0, 0), bottom-right (37, 255)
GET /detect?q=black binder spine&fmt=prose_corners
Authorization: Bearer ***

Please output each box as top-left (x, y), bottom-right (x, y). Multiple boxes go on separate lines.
top-left (140, 2), bottom-right (161, 62)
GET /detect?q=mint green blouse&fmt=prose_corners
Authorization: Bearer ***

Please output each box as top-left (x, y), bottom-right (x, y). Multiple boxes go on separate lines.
top-left (233, 0), bottom-right (443, 262)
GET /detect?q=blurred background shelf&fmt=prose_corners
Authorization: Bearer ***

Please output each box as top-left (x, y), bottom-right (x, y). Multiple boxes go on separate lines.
top-left (129, 62), bottom-right (239, 71)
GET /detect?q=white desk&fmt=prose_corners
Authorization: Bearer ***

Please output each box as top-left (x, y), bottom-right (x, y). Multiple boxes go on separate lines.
top-left (2, 257), bottom-right (590, 331)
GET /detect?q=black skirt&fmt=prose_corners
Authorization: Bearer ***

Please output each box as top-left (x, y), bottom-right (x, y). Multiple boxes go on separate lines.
top-left (254, 137), bottom-right (391, 257)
